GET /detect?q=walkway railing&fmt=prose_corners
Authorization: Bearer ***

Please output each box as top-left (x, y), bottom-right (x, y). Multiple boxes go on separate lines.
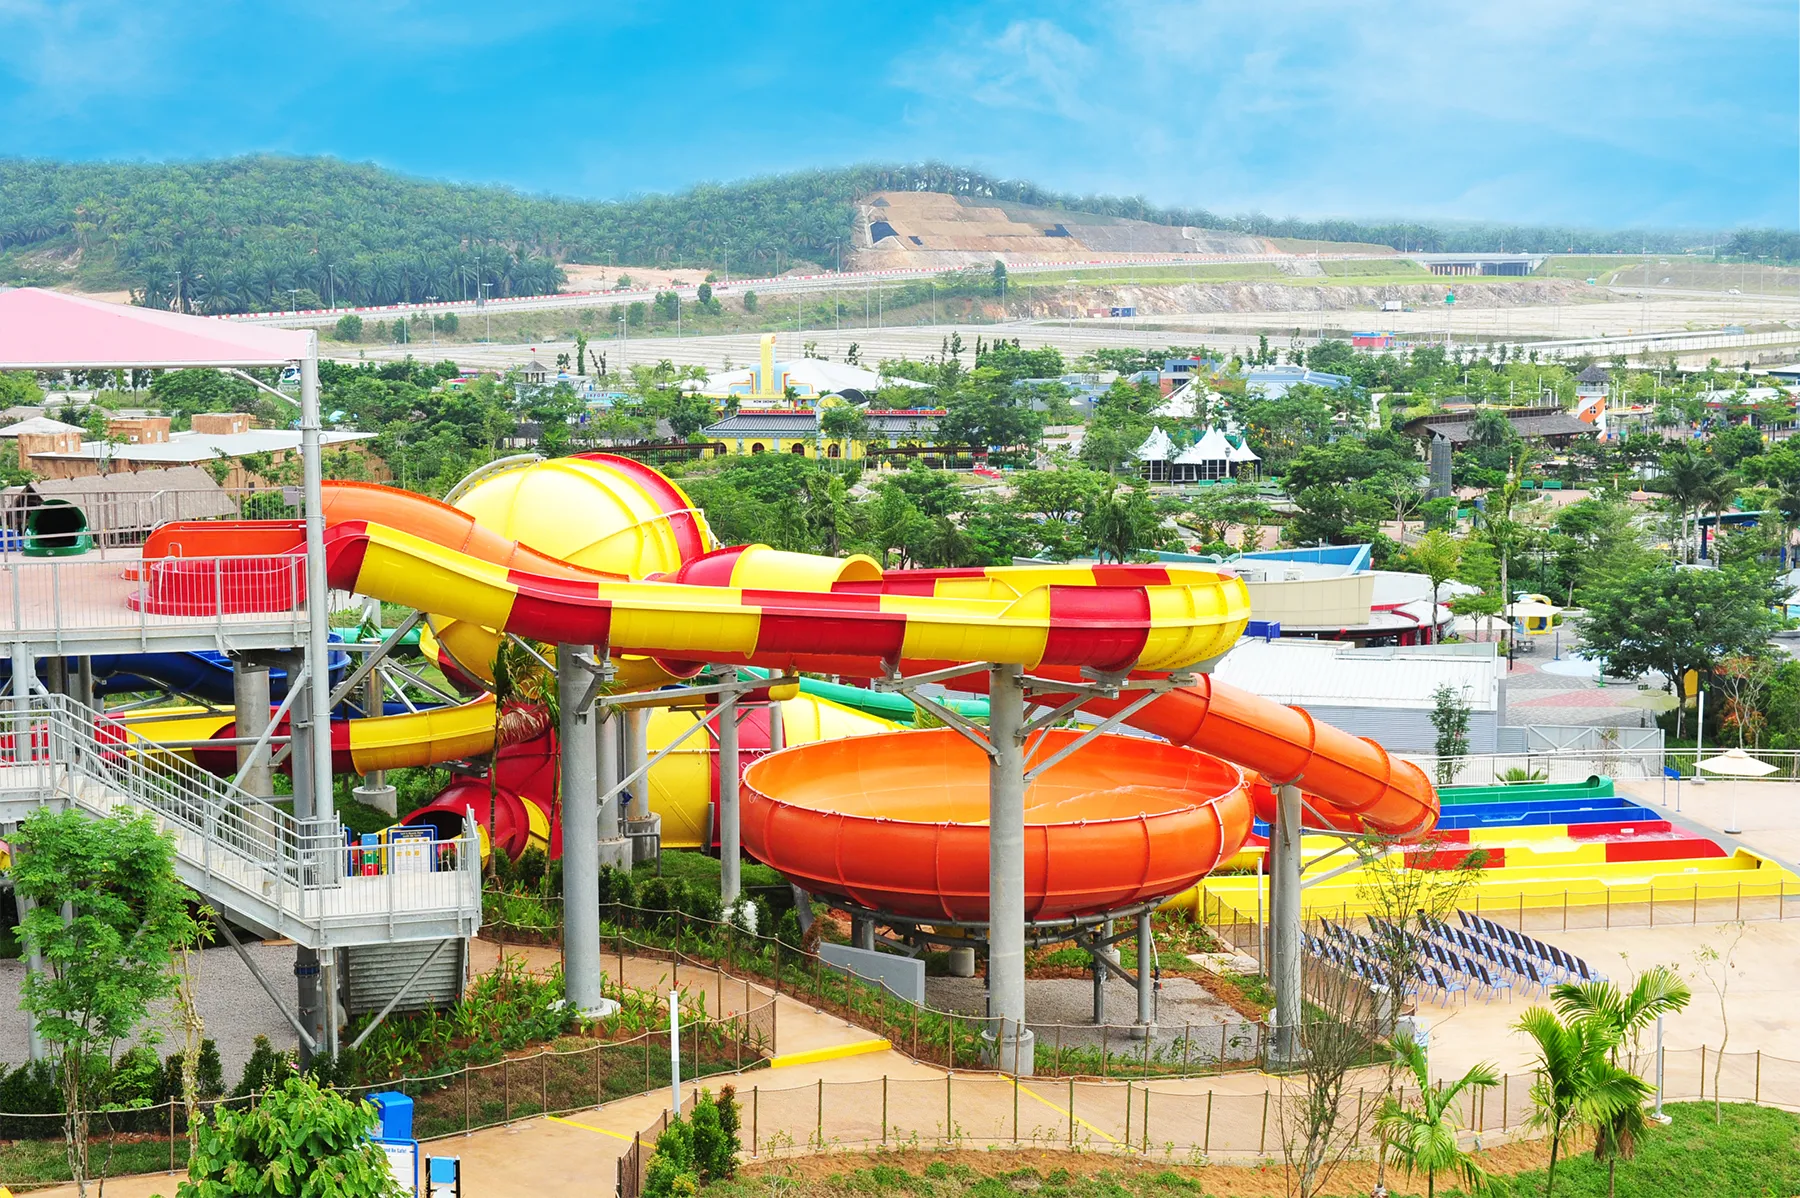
top-left (0, 696), bottom-right (481, 946)
top-left (0, 554), bottom-right (308, 648)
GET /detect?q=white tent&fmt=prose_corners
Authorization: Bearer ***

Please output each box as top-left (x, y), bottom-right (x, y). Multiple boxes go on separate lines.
top-left (1153, 381), bottom-right (1202, 420)
top-left (1135, 426), bottom-right (1176, 482)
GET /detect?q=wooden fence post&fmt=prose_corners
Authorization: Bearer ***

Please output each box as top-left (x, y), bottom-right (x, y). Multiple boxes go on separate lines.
top-left (1700, 1045), bottom-right (1707, 1099)
top-left (1068, 1077), bottom-right (1075, 1147)
top-left (752, 1086), bottom-right (758, 1155)
top-left (882, 1075), bottom-right (889, 1145)
top-left (1259, 1091), bottom-right (1269, 1155)
top-left (816, 1078), bottom-right (823, 1148)
top-left (1203, 1091), bottom-right (1212, 1155)
top-left (1124, 1080), bottom-right (1132, 1147)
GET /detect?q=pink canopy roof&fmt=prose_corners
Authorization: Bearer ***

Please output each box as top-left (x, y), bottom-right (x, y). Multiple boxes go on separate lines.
top-left (0, 288), bottom-right (313, 370)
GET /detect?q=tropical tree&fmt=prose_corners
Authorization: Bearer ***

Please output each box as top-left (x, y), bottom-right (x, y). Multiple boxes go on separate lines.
top-left (1374, 1037), bottom-right (1499, 1198)
top-left (1516, 1006), bottom-right (1655, 1198)
top-left (1549, 967), bottom-right (1692, 1065)
top-left (1407, 529), bottom-right (1463, 644)
top-left (12, 808), bottom-right (200, 1197)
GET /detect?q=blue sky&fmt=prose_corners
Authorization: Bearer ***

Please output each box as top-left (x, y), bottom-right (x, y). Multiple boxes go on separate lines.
top-left (1, 0), bottom-right (1794, 230)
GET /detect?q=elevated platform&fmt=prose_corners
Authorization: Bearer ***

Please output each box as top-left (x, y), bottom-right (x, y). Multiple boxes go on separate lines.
top-left (0, 697), bottom-right (481, 949)
top-left (0, 550), bottom-right (318, 656)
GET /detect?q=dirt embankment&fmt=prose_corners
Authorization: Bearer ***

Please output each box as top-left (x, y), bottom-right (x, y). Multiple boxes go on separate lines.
top-left (1021, 278), bottom-right (1581, 318)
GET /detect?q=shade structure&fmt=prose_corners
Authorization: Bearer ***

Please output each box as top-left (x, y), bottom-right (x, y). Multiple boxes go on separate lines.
top-left (741, 727), bottom-right (1254, 923)
top-left (1696, 748), bottom-right (1779, 777)
top-left (0, 287), bottom-right (313, 370)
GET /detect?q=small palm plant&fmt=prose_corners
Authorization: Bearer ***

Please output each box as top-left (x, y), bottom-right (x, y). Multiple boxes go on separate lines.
top-left (1550, 966), bottom-right (1691, 1066)
top-left (1374, 1037), bottom-right (1499, 1198)
top-left (1517, 1006), bottom-right (1654, 1198)
top-left (485, 637), bottom-right (556, 876)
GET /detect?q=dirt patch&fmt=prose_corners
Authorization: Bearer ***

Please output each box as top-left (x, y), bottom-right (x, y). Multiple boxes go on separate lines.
top-left (741, 1140), bottom-right (1555, 1195)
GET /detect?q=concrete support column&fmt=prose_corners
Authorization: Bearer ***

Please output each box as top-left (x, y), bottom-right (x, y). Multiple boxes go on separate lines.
top-left (1133, 909), bottom-right (1155, 1038)
top-left (766, 699), bottom-right (785, 752)
top-left (75, 657), bottom-right (94, 711)
top-left (717, 697), bottom-right (741, 909)
top-left (594, 702), bottom-right (628, 872)
top-left (1271, 782), bottom-right (1304, 1064)
top-left (46, 658), bottom-right (67, 697)
top-left (984, 664), bottom-right (1034, 1075)
top-left (851, 915), bottom-right (876, 952)
top-left (353, 667), bottom-right (395, 817)
top-left (231, 658), bottom-right (274, 800)
top-left (558, 644), bottom-right (605, 1016)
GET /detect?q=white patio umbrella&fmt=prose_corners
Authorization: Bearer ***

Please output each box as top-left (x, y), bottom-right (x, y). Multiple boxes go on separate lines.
top-left (1696, 747), bottom-right (1778, 835)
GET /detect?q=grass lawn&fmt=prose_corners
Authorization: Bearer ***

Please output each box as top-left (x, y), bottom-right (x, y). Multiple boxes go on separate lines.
top-left (0, 1136), bottom-right (186, 1187)
top-left (639, 848), bottom-right (787, 893)
top-left (703, 1103), bottom-right (1797, 1197)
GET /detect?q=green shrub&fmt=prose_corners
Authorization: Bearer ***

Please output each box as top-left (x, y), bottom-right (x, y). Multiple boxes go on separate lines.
top-left (643, 1111), bottom-right (699, 1198)
top-left (158, 1038), bottom-right (225, 1104)
top-left (514, 846), bottom-right (547, 891)
top-left (232, 1034), bottom-right (296, 1099)
top-left (490, 846), bottom-right (515, 887)
top-left (179, 1076), bottom-right (397, 1198)
top-left (690, 1087), bottom-right (739, 1181)
top-left (108, 1045), bottom-right (162, 1108)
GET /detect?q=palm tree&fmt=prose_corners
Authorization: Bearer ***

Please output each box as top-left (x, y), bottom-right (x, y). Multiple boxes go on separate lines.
top-left (1660, 446), bottom-right (1726, 562)
top-left (1374, 1038), bottom-right (1499, 1198)
top-left (1550, 967), bottom-right (1692, 1065)
top-left (1516, 1006), bottom-right (1654, 1198)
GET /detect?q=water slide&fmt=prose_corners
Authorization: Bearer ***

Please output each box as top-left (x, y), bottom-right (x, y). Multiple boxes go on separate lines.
top-left (136, 457), bottom-right (1437, 918)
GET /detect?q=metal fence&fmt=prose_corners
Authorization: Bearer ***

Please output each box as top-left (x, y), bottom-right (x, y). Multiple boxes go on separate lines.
top-left (1410, 744), bottom-right (1800, 786)
top-left (619, 1044), bottom-right (1800, 1176)
top-left (0, 488), bottom-right (292, 555)
top-left (1202, 880), bottom-right (1799, 959)
top-left (486, 897), bottom-right (1286, 1081)
top-left (0, 1002), bottom-right (776, 1186)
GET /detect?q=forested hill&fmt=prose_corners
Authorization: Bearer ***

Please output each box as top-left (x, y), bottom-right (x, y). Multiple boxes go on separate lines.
top-left (0, 155), bottom-right (1751, 315)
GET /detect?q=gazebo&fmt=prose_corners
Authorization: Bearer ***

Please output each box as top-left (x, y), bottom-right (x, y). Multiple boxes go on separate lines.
top-left (1170, 428), bottom-right (1260, 483)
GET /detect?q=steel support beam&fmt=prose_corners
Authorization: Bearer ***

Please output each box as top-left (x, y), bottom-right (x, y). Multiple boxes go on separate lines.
top-left (716, 695), bottom-right (742, 908)
top-left (10, 642), bottom-right (32, 720)
top-left (594, 697), bottom-right (629, 872)
top-left (1271, 782), bottom-right (1304, 1064)
top-left (1133, 908), bottom-right (1156, 1039)
top-left (984, 664), bottom-right (1034, 1075)
top-left (624, 707), bottom-right (651, 820)
top-left (558, 644), bottom-right (606, 1016)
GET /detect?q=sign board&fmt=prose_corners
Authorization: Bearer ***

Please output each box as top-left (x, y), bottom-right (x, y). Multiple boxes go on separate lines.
top-left (379, 1139), bottom-right (419, 1197)
top-left (390, 826), bottom-right (436, 873)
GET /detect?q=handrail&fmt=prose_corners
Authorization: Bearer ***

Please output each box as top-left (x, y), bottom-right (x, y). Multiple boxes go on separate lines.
top-left (0, 696), bottom-right (481, 938)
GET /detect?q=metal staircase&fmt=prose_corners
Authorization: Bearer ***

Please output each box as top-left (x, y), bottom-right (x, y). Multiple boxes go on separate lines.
top-left (0, 696), bottom-right (481, 949)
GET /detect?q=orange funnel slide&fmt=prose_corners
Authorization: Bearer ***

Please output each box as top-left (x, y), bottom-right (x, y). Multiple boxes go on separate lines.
top-left (1030, 671), bottom-right (1438, 839)
top-left (742, 728), bottom-right (1254, 922)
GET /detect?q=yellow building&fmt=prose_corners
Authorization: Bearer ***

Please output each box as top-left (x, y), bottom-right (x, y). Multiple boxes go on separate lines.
top-left (699, 407), bottom-right (945, 460)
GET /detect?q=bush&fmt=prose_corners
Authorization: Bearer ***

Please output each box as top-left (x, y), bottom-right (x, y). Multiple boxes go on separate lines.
top-left (490, 845), bottom-right (514, 887)
top-left (691, 1087), bottom-right (739, 1181)
top-left (179, 1076), bottom-right (397, 1198)
top-left (332, 314), bottom-right (364, 342)
top-left (232, 1034), bottom-right (296, 1099)
top-left (514, 846), bottom-right (547, 891)
top-left (159, 1039), bottom-right (225, 1104)
top-left (108, 1045), bottom-right (162, 1108)
top-left (643, 1112), bottom-right (698, 1198)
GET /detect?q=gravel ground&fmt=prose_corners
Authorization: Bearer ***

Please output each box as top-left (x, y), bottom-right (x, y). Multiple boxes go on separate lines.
top-left (925, 975), bottom-right (1254, 1062)
top-left (0, 942), bottom-right (300, 1081)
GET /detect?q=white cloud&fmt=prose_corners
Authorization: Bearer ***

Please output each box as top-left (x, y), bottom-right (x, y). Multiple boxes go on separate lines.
top-left (886, 0), bottom-right (1799, 225)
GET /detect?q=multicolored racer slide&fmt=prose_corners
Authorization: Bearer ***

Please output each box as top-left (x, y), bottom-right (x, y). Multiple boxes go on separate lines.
top-left (133, 456), bottom-right (1438, 919)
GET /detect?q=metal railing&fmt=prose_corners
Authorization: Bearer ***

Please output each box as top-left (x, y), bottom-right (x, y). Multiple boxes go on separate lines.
top-left (0, 554), bottom-right (308, 647)
top-left (0, 697), bottom-right (481, 944)
top-left (0, 488), bottom-right (294, 555)
top-left (1410, 745), bottom-right (1800, 787)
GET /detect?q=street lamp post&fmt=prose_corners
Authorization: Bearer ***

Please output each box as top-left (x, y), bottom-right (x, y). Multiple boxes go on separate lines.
top-left (287, 288), bottom-right (299, 314)
top-left (425, 297), bottom-right (438, 348)
top-left (480, 283), bottom-right (493, 343)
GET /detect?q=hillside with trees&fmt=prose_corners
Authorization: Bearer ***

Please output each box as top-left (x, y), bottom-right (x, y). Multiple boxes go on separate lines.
top-left (0, 157), bottom-right (1736, 315)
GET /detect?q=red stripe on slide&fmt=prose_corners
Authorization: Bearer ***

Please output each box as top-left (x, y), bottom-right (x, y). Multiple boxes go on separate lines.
top-left (1605, 839), bottom-right (1726, 864)
top-left (1091, 564), bottom-right (1173, 586)
top-left (500, 571), bottom-right (613, 643)
top-left (321, 523), bottom-right (370, 591)
top-left (742, 589), bottom-right (884, 611)
top-left (665, 546), bottom-right (747, 587)
top-left (1408, 846), bottom-right (1502, 870)
top-left (1041, 585), bottom-right (1150, 670)
top-left (753, 609), bottom-right (908, 660)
